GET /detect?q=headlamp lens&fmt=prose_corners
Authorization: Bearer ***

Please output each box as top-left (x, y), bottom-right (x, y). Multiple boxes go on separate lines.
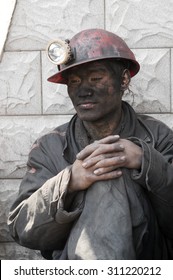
top-left (48, 42), bottom-right (66, 64)
top-left (47, 39), bottom-right (72, 65)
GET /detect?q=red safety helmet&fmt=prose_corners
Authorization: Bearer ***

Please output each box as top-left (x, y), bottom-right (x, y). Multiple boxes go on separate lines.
top-left (47, 28), bottom-right (140, 84)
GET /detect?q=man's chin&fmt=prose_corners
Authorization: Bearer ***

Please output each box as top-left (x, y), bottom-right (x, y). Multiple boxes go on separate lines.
top-left (76, 111), bottom-right (99, 122)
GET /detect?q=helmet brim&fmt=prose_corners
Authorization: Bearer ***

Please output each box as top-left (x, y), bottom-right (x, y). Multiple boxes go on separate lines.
top-left (47, 57), bottom-right (140, 84)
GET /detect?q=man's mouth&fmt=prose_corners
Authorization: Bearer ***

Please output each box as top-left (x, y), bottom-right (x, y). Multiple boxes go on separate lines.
top-left (77, 101), bottom-right (97, 109)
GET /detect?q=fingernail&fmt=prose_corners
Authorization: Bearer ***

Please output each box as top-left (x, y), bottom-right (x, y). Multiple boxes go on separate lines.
top-left (82, 162), bottom-right (87, 168)
top-left (76, 153), bottom-right (80, 159)
top-left (120, 156), bottom-right (125, 161)
top-left (94, 169), bottom-right (99, 175)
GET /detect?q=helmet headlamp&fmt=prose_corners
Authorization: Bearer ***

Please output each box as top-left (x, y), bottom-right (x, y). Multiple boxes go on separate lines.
top-left (47, 39), bottom-right (73, 65)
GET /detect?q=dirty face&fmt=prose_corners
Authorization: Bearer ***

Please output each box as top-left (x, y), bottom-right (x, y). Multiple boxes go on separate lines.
top-left (66, 60), bottom-right (124, 122)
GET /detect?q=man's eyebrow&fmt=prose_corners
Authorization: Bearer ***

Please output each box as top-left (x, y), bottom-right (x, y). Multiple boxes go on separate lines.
top-left (67, 66), bottom-right (107, 76)
top-left (87, 67), bottom-right (107, 72)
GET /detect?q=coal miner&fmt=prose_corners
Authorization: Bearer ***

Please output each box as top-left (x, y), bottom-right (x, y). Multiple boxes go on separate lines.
top-left (8, 29), bottom-right (173, 259)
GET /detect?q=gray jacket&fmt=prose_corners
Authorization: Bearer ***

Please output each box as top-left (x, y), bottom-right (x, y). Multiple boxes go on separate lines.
top-left (8, 102), bottom-right (173, 259)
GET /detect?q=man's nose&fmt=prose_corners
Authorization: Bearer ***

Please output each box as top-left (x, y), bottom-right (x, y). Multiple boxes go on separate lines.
top-left (78, 83), bottom-right (94, 97)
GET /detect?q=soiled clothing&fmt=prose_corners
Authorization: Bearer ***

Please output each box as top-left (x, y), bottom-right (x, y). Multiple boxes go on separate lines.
top-left (8, 102), bottom-right (173, 259)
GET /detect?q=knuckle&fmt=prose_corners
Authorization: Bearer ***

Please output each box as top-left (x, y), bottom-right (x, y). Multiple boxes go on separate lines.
top-left (112, 157), bottom-right (118, 164)
top-left (111, 143), bottom-right (123, 151)
top-left (99, 154), bottom-right (105, 160)
top-left (109, 170), bottom-right (122, 178)
top-left (106, 143), bottom-right (116, 152)
top-left (100, 158), bottom-right (106, 165)
top-left (93, 141), bottom-right (99, 147)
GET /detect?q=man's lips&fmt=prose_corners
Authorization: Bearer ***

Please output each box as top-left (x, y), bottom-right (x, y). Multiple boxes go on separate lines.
top-left (77, 101), bottom-right (97, 109)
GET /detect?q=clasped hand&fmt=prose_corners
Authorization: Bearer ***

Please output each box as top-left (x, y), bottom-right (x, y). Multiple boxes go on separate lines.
top-left (69, 135), bottom-right (142, 192)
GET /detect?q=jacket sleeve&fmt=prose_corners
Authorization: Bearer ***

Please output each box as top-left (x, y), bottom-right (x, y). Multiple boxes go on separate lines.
top-left (130, 126), bottom-right (173, 239)
top-left (7, 137), bottom-right (84, 251)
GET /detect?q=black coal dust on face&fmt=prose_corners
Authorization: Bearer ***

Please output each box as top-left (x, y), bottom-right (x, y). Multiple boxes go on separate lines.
top-left (67, 61), bottom-right (123, 123)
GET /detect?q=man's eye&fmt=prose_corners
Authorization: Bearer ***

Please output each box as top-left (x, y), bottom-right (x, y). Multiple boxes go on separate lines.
top-left (71, 79), bottom-right (80, 83)
top-left (90, 77), bottom-right (102, 82)
top-left (68, 78), bottom-right (81, 85)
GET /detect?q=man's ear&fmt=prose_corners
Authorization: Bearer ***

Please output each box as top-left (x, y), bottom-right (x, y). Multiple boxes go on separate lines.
top-left (121, 69), bottom-right (131, 92)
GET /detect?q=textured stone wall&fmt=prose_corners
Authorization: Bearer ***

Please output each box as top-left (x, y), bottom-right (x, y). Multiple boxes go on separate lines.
top-left (0, 0), bottom-right (173, 260)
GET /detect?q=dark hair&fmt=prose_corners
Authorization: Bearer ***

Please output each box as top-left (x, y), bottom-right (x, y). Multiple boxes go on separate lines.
top-left (104, 59), bottom-right (128, 93)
